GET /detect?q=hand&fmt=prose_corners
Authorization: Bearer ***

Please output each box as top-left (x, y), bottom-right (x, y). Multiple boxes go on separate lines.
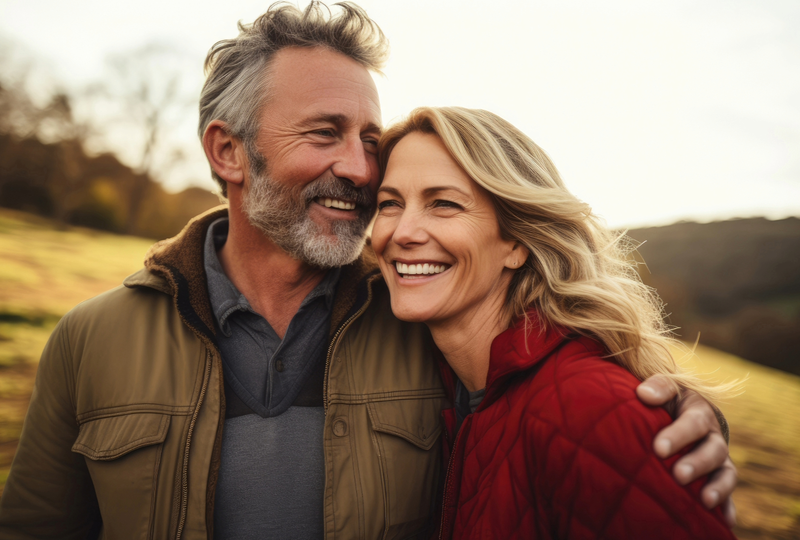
top-left (636, 375), bottom-right (738, 528)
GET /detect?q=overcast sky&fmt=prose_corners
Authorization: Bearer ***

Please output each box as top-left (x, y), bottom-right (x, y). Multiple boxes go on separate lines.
top-left (0, 0), bottom-right (798, 228)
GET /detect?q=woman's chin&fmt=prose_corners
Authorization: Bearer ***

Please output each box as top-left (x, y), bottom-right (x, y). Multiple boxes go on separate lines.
top-left (389, 301), bottom-right (439, 324)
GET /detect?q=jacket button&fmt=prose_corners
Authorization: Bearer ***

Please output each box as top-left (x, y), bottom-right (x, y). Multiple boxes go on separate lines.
top-left (420, 427), bottom-right (427, 440)
top-left (332, 418), bottom-right (348, 437)
top-left (275, 360), bottom-right (284, 372)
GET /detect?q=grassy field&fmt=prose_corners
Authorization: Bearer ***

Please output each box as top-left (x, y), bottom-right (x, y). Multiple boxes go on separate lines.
top-left (673, 344), bottom-right (800, 539)
top-left (0, 208), bottom-right (798, 538)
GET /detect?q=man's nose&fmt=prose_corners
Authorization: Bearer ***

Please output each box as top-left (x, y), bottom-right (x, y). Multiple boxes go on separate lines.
top-left (331, 137), bottom-right (377, 189)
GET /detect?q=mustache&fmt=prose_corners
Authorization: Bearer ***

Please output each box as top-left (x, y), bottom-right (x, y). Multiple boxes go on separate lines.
top-left (301, 176), bottom-right (375, 208)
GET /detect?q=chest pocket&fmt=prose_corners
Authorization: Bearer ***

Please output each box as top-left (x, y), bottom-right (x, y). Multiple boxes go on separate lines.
top-left (367, 398), bottom-right (444, 540)
top-left (72, 413), bottom-right (171, 539)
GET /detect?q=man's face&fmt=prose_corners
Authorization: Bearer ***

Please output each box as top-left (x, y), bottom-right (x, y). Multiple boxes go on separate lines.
top-left (241, 46), bottom-right (382, 268)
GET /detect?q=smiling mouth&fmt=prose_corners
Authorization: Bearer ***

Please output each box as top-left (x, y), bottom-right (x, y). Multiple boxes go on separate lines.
top-left (314, 197), bottom-right (357, 210)
top-left (395, 261), bottom-right (450, 279)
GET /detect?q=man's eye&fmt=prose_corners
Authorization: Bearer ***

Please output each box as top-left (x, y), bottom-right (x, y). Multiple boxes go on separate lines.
top-left (313, 129), bottom-right (335, 137)
top-left (362, 138), bottom-right (378, 147)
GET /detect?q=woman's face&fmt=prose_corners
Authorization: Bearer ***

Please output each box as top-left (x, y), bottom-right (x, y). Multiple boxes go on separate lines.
top-left (373, 132), bottom-right (522, 325)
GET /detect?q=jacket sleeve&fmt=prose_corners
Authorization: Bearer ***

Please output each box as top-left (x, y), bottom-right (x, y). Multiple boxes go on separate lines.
top-left (537, 357), bottom-right (736, 540)
top-left (0, 315), bottom-right (99, 539)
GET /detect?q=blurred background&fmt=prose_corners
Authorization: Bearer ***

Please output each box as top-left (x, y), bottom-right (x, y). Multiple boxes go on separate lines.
top-left (0, 0), bottom-right (798, 538)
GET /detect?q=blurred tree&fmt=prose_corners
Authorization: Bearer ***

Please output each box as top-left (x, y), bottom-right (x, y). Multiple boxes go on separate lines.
top-left (0, 36), bottom-right (219, 240)
top-left (83, 43), bottom-right (197, 233)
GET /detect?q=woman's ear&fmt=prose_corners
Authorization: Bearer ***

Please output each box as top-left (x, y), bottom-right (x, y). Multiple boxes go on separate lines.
top-left (202, 120), bottom-right (247, 187)
top-left (504, 242), bottom-right (530, 270)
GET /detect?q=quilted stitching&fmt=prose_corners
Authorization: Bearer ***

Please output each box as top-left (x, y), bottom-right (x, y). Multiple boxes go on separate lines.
top-left (437, 316), bottom-right (737, 540)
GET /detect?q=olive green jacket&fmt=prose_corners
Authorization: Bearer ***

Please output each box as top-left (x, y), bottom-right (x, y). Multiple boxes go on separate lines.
top-left (0, 207), bottom-right (448, 539)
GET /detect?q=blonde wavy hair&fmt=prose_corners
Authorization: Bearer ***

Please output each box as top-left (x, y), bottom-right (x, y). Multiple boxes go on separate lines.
top-left (378, 107), bottom-right (732, 401)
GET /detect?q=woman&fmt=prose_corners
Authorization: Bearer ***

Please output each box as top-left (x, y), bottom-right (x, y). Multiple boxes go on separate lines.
top-left (372, 107), bottom-right (736, 539)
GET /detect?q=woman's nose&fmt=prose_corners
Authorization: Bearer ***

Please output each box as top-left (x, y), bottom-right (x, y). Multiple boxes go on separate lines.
top-left (392, 210), bottom-right (428, 247)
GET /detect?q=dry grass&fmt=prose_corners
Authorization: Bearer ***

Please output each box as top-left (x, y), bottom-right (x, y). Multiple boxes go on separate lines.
top-left (0, 209), bottom-right (154, 489)
top-left (0, 208), bottom-right (798, 538)
top-left (675, 344), bottom-right (800, 539)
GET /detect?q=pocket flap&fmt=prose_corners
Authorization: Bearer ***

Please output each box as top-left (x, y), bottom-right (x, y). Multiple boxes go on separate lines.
top-left (72, 413), bottom-right (170, 461)
top-left (367, 399), bottom-right (443, 451)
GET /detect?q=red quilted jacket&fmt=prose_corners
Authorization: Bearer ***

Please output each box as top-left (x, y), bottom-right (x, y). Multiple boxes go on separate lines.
top-left (436, 314), bottom-right (736, 540)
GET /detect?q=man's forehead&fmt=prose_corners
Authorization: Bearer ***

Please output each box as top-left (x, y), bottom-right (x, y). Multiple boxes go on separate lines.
top-left (267, 47), bottom-right (382, 127)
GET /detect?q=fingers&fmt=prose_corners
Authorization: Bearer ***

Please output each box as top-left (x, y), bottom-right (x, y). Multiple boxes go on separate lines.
top-left (636, 374), bottom-right (679, 406)
top-left (699, 457), bottom-right (738, 509)
top-left (653, 392), bottom-right (717, 458)
top-left (721, 498), bottom-right (738, 529)
top-left (673, 432), bottom-right (729, 484)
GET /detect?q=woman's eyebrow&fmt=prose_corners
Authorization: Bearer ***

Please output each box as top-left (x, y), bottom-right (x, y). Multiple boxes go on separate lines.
top-left (377, 185), bottom-right (471, 198)
top-left (421, 185), bottom-right (471, 198)
top-left (377, 185), bottom-right (399, 194)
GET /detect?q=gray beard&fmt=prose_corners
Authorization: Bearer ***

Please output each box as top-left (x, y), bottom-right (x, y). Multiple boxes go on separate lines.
top-left (241, 160), bottom-right (375, 269)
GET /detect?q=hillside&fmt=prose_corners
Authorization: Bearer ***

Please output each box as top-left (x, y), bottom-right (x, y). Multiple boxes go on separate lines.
top-left (629, 217), bottom-right (800, 375)
top-left (0, 133), bottom-right (221, 240)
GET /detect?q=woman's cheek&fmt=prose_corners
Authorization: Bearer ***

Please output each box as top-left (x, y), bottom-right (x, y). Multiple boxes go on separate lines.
top-left (370, 217), bottom-right (392, 255)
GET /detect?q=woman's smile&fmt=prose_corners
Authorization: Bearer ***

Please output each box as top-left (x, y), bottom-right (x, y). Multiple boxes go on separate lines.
top-left (393, 260), bottom-right (451, 279)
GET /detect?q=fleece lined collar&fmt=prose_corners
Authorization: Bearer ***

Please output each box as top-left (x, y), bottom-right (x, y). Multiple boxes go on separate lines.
top-left (124, 205), bottom-right (381, 340)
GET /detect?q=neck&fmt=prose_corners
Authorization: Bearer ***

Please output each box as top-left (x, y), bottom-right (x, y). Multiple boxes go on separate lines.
top-left (218, 198), bottom-right (327, 339)
top-left (427, 292), bottom-right (511, 392)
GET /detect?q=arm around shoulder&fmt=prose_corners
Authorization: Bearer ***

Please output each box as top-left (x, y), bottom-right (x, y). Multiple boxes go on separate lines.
top-left (0, 314), bottom-right (100, 538)
top-left (540, 359), bottom-right (736, 540)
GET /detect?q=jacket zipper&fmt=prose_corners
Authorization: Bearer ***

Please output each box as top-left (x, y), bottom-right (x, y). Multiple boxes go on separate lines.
top-left (438, 416), bottom-right (467, 540)
top-left (175, 346), bottom-right (213, 540)
top-left (323, 275), bottom-right (378, 413)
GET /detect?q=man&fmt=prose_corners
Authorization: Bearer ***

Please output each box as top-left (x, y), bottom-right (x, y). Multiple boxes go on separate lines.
top-left (0, 3), bottom-right (736, 538)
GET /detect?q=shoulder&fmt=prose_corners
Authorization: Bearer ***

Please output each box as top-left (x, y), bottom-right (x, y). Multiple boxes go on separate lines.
top-left (63, 270), bottom-right (172, 332)
top-left (517, 337), bottom-right (672, 461)
top-left (52, 270), bottom-right (181, 367)
top-left (508, 338), bottom-right (734, 539)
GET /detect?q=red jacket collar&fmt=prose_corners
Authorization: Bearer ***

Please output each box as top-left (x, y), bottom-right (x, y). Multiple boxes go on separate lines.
top-left (482, 311), bottom-right (572, 408)
top-left (437, 311), bottom-right (574, 410)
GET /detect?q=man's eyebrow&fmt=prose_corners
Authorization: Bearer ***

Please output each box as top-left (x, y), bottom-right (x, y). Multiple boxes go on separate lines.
top-left (298, 113), bottom-right (382, 135)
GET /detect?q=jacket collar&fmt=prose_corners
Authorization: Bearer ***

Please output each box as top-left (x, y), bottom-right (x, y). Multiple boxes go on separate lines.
top-left (438, 311), bottom-right (591, 411)
top-left (481, 312), bottom-right (571, 408)
top-left (123, 205), bottom-right (381, 342)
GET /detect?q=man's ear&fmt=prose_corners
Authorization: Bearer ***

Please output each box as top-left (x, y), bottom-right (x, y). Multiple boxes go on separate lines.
top-left (504, 242), bottom-right (530, 270)
top-left (202, 120), bottom-right (246, 187)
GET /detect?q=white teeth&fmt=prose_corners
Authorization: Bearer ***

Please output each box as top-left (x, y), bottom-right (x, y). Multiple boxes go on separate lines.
top-left (320, 198), bottom-right (355, 210)
top-left (395, 262), bottom-right (449, 276)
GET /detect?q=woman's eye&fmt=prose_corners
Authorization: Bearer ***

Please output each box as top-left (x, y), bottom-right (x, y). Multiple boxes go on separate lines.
top-left (378, 200), bottom-right (400, 210)
top-left (433, 199), bottom-right (463, 210)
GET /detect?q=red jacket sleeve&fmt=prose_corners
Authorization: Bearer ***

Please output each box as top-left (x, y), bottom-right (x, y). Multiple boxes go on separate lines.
top-left (529, 346), bottom-right (736, 540)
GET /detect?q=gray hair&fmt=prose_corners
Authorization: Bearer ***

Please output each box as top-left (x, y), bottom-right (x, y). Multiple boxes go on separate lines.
top-left (198, 1), bottom-right (390, 197)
